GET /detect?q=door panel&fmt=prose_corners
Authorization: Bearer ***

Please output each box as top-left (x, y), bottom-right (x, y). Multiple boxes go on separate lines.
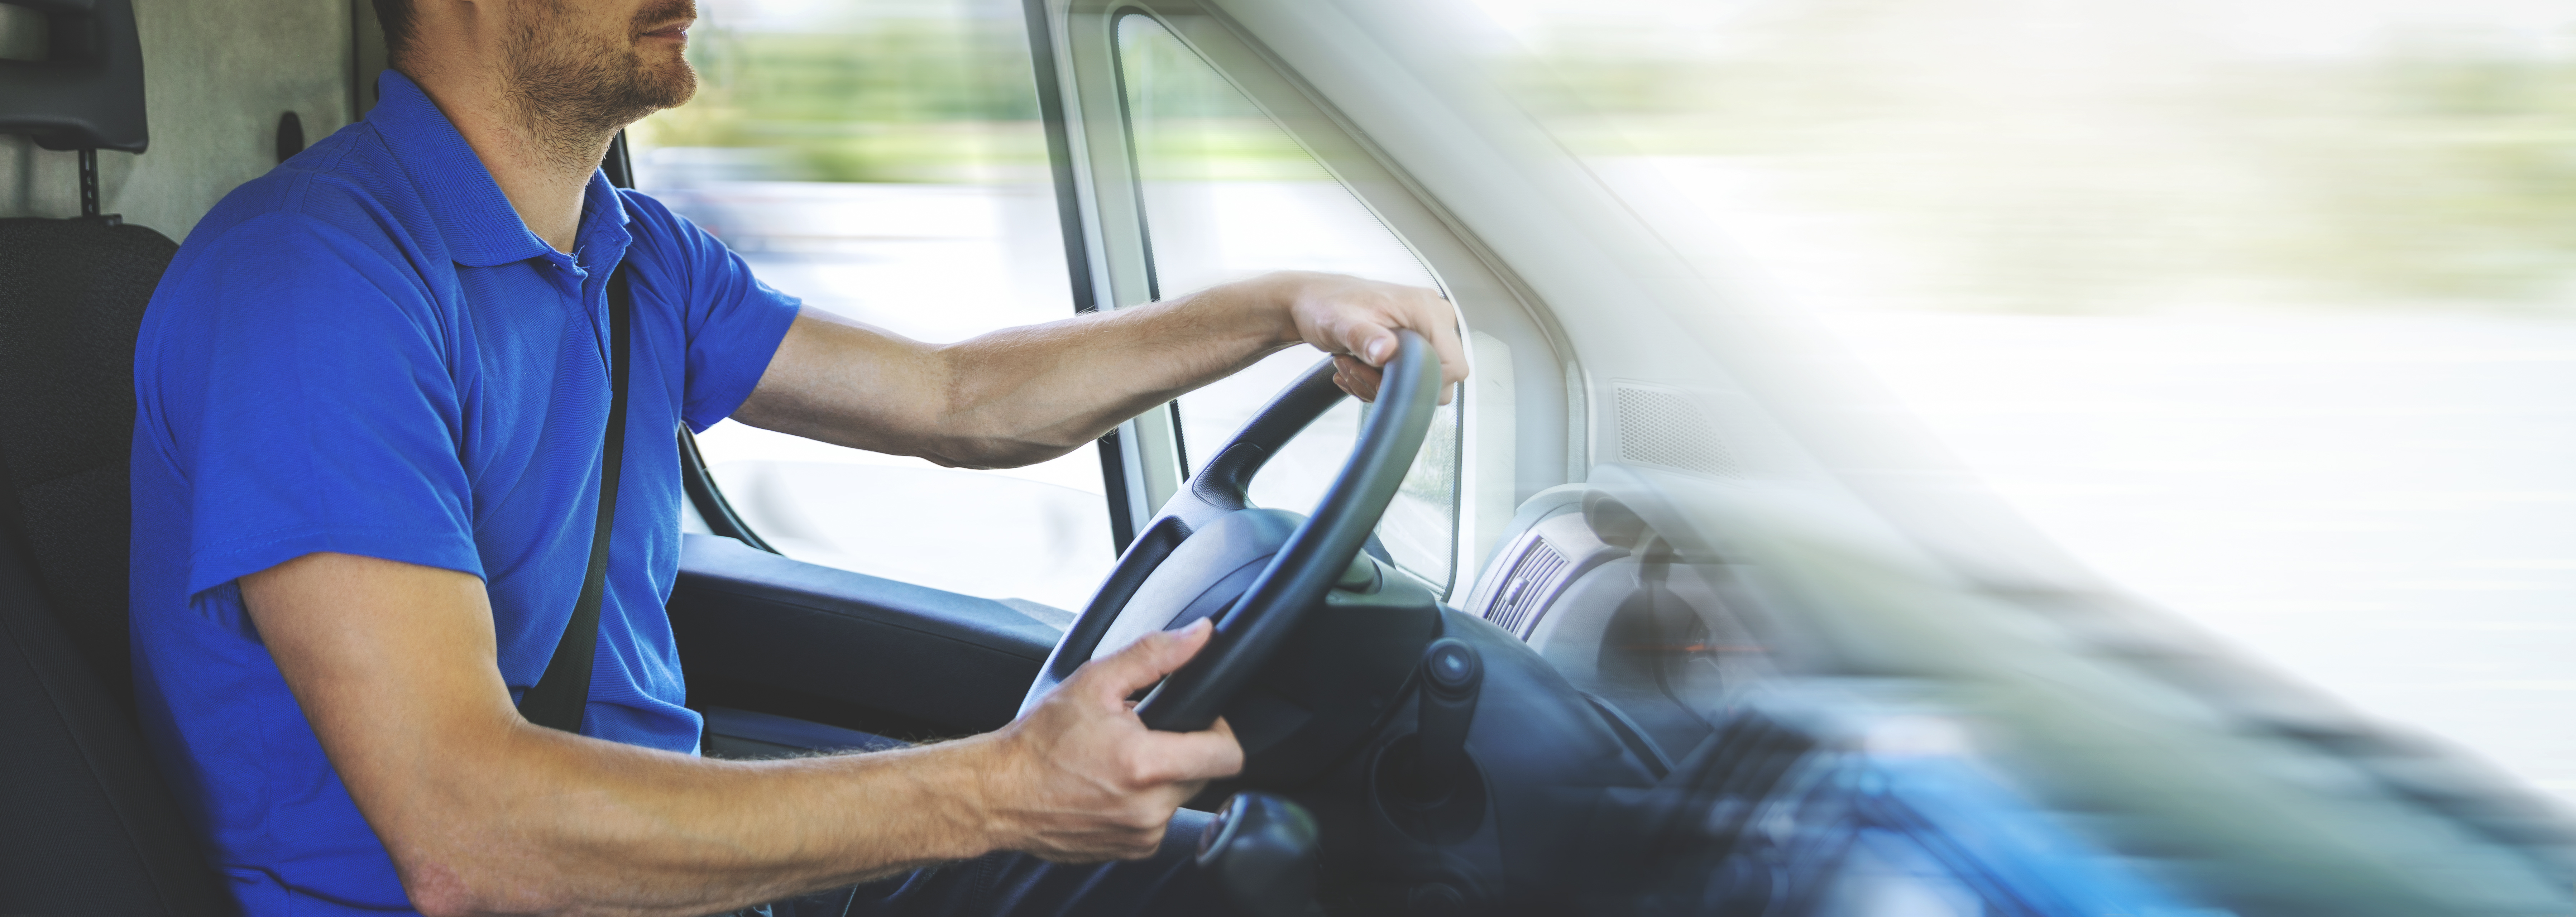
top-left (670, 535), bottom-right (1062, 740)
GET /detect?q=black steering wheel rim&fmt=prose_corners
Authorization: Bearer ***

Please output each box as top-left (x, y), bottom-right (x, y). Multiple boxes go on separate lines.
top-left (1022, 331), bottom-right (1445, 732)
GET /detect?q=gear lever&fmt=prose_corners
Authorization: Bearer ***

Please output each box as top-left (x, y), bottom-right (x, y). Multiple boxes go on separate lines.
top-left (1197, 792), bottom-right (1325, 917)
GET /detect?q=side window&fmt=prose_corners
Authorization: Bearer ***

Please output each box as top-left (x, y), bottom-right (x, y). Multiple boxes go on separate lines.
top-left (1114, 14), bottom-right (1466, 594)
top-left (633, 0), bottom-right (1108, 614)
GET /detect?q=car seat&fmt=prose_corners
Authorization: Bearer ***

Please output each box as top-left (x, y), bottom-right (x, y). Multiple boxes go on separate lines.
top-left (1, 0), bottom-right (237, 912)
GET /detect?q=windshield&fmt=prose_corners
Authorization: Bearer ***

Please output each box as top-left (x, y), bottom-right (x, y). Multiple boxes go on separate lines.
top-left (1467, 0), bottom-right (2576, 811)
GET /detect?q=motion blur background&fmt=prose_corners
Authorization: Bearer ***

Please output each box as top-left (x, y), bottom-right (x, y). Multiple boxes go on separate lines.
top-left (638, 0), bottom-right (2576, 811)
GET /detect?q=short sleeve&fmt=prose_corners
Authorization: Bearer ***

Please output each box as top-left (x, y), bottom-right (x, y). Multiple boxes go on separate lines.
top-left (618, 190), bottom-right (802, 433)
top-left (137, 213), bottom-right (482, 600)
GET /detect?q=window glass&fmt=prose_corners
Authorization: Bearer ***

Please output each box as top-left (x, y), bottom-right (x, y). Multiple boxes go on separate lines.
top-left (632, 0), bottom-right (1109, 613)
top-left (1471, 0), bottom-right (2576, 805)
top-left (1115, 14), bottom-right (1464, 592)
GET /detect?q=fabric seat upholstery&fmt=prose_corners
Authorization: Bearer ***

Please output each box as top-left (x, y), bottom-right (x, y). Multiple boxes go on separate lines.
top-left (0, 216), bottom-right (236, 914)
top-left (0, 217), bottom-right (179, 710)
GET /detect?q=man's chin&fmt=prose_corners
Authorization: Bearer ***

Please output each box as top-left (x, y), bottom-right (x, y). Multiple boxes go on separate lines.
top-left (632, 60), bottom-right (700, 113)
top-left (650, 77), bottom-right (699, 111)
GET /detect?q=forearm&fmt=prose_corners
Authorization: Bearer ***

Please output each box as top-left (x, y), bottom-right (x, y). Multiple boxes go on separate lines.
top-left (735, 276), bottom-right (1298, 469)
top-left (249, 532), bottom-right (1237, 915)
top-left (371, 717), bottom-right (1008, 916)
top-left (928, 282), bottom-right (1298, 465)
top-left (242, 553), bottom-right (1018, 916)
top-left (373, 624), bottom-right (1241, 916)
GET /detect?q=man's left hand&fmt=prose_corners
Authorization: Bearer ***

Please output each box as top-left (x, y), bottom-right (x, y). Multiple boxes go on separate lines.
top-left (1261, 270), bottom-right (1470, 404)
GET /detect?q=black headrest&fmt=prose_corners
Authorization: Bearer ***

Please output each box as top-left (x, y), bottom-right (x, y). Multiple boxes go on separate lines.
top-left (0, 0), bottom-right (149, 152)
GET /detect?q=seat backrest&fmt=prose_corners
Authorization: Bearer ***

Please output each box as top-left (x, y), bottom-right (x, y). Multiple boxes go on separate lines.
top-left (0, 217), bottom-right (235, 915)
top-left (1, 491), bottom-right (235, 915)
top-left (0, 216), bottom-right (177, 714)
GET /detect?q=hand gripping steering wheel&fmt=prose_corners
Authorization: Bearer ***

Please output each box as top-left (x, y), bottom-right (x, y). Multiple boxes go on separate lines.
top-left (1022, 330), bottom-right (1444, 733)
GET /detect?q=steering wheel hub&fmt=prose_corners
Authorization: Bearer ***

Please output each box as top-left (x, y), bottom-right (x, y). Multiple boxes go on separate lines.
top-left (1089, 509), bottom-right (1299, 661)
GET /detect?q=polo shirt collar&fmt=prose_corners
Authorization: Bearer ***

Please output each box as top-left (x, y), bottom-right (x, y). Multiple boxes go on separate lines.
top-left (369, 70), bottom-right (631, 269)
top-left (572, 168), bottom-right (636, 273)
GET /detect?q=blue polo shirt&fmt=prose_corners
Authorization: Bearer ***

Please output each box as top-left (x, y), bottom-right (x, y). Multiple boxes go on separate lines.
top-left (129, 71), bottom-right (801, 914)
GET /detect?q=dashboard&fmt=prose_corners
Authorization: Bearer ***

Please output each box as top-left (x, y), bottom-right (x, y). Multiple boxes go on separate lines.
top-left (1403, 476), bottom-right (2197, 916)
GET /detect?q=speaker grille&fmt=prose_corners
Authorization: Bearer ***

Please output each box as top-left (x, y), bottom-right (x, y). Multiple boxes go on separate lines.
top-left (1615, 385), bottom-right (1733, 476)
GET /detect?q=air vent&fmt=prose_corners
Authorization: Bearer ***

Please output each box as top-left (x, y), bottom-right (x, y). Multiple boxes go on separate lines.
top-left (1615, 385), bottom-right (1733, 477)
top-left (1484, 538), bottom-right (1570, 636)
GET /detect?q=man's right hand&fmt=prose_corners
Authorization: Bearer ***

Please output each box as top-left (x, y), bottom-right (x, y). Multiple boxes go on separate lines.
top-left (978, 618), bottom-right (1246, 862)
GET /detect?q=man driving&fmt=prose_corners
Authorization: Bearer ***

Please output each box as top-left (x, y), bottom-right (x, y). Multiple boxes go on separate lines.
top-left (126, 0), bottom-right (1466, 914)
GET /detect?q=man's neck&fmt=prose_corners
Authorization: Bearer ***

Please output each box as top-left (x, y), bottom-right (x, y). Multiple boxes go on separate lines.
top-left (402, 67), bottom-right (613, 255)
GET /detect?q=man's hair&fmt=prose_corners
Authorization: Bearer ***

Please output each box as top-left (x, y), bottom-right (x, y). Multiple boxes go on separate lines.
top-left (372, 0), bottom-right (416, 63)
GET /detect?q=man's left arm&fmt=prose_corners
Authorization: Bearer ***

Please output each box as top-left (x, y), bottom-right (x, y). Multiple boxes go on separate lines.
top-left (728, 270), bottom-right (1469, 469)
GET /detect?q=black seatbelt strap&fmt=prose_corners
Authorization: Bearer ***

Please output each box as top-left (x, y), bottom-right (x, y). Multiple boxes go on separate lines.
top-left (518, 265), bottom-right (635, 733)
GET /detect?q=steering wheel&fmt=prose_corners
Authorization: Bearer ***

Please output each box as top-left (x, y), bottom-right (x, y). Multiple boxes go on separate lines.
top-left (1021, 331), bottom-right (1444, 732)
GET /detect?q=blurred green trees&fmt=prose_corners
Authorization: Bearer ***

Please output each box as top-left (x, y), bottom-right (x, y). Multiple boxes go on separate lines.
top-left (1491, 0), bottom-right (2576, 314)
top-left (1116, 14), bottom-right (1326, 182)
top-left (636, 10), bottom-right (1049, 183)
top-left (636, 4), bottom-right (1320, 184)
top-left (641, 0), bottom-right (2576, 313)
top-left (2277, 47), bottom-right (2576, 306)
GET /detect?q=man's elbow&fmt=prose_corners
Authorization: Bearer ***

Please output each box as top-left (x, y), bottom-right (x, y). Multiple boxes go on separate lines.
top-left (397, 858), bottom-right (489, 917)
top-left (920, 433), bottom-right (1080, 470)
top-left (400, 862), bottom-right (569, 917)
top-left (389, 832), bottom-right (562, 916)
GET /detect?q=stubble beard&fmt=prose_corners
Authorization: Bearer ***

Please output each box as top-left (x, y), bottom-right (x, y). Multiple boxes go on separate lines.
top-left (503, 0), bottom-right (698, 175)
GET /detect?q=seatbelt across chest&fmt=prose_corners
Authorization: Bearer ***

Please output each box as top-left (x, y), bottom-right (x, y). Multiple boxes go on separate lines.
top-left (517, 265), bottom-right (635, 733)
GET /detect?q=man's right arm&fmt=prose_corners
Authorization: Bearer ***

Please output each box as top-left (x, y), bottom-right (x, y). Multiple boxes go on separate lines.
top-left (241, 551), bottom-right (1240, 917)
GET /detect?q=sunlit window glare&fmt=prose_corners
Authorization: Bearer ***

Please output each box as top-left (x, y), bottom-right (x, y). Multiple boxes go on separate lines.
top-left (1470, 0), bottom-right (2576, 807)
